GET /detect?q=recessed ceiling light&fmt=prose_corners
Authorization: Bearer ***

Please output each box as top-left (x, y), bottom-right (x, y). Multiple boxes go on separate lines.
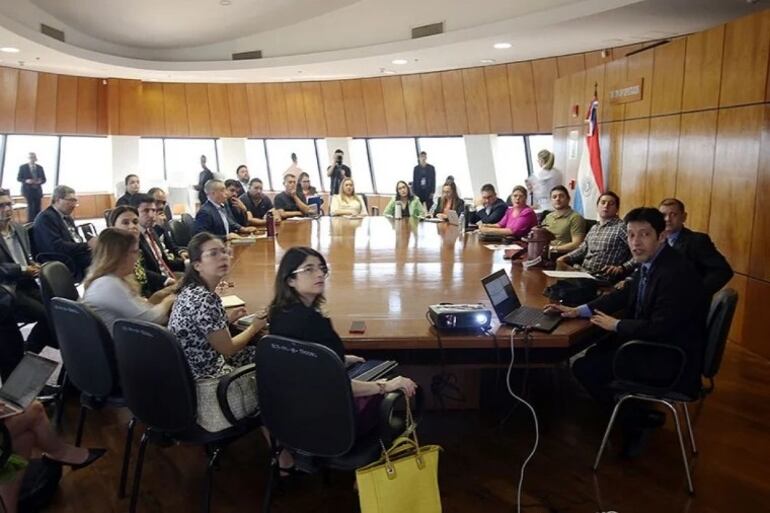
top-left (391, 59), bottom-right (408, 65)
top-left (480, 59), bottom-right (496, 64)
top-left (0, 47), bottom-right (19, 53)
top-left (220, 0), bottom-right (231, 5)
top-left (493, 42), bottom-right (511, 49)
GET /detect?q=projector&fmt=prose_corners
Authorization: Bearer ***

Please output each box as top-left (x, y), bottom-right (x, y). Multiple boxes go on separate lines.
top-left (427, 304), bottom-right (492, 330)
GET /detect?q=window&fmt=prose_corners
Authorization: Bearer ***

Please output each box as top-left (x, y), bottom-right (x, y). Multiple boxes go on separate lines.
top-left (1, 135), bottom-right (59, 196)
top-left (527, 134), bottom-right (554, 172)
top-left (349, 139), bottom-right (373, 193)
top-left (138, 138), bottom-right (166, 186)
top-left (493, 136), bottom-right (529, 202)
top-left (244, 139), bottom-right (270, 188)
top-left (417, 137), bottom-right (472, 199)
top-left (315, 139), bottom-right (330, 192)
top-left (368, 138), bottom-right (417, 195)
top-left (265, 139), bottom-right (319, 192)
top-left (57, 137), bottom-right (112, 193)
top-left (164, 139), bottom-right (218, 187)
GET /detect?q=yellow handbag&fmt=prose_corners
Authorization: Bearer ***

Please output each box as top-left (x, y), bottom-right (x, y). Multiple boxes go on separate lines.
top-left (355, 399), bottom-right (442, 513)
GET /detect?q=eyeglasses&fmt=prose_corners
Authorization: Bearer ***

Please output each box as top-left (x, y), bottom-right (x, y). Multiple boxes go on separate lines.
top-left (201, 247), bottom-right (232, 258)
top-left (291, 265), bottom-right (330, 278)
top-left (0, 202), bottom-right (13, 209)
top-left (63, 197), bottom-right (79, 203)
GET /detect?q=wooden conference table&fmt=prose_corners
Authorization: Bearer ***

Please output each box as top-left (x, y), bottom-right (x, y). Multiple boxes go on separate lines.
top-left (227, 216), bottom-right (597, 364)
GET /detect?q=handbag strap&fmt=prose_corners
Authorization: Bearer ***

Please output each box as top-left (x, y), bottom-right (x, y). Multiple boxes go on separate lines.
top-left (378, 395), bottom-right (425, 475)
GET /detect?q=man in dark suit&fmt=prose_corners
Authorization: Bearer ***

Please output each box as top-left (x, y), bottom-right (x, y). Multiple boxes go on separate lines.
top-left (193, 179), bottom-right (256, 238)
top-left (412, 151), bottom-right (436, 211)
top-left (116, 174), bottom-right (141, 207)
top-left (195, 155), bottom-right (214, 206)
top-left (147, 187), bottom-right (186, 260)
top-left (548, 207), bottom-right (708, 455)
top-left (17, 152), bottom-right (46, 223)
top-left (470, 184), bottom-right (507, 224)
top-left (659, 198), bottom-right (733, 296)
top-left (32, 185), bottom-right (94, 282)
top-left (0, 188), bottom-right (53, 376)
top-left (133, 194), bottom-right (185, 281)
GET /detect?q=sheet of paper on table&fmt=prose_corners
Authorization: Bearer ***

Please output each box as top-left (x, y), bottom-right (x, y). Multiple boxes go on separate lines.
top-left (542, 270), bottom-right (596, 279)
top-left (483, 244), bottom-right (525, 251)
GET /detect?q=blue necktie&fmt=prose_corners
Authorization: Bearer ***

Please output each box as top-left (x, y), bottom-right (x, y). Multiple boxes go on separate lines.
top-left (635, 266), bottom-right (649, 319)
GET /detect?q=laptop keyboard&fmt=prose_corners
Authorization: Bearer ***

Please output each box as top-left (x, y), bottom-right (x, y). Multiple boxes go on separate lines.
top-left (347, 360), bottom-right (397, 382)
top-left (507, 306), bottom-right (557, 329)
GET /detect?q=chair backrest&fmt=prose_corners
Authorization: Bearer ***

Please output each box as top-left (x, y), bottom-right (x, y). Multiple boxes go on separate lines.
top-left (49, 298), bottom-right (118, 397)
top-left (23, 223), bottom-right (37, 256)
top-left (103, 209), bottom-right (113, 225)
top-left (170, 219), bottom-right (191, 248)
top-left (255, 335), bottom-right (356, 457)
top-left (181, 213), bottom-right (195, 232)
top-left (113, 320), bottom-right (198, 433)
top-left (39, 261), bottom-right (78, 308)
top-left (584, 218), bottom-right (598, 232)
top-left (703, 288), bottom-right (738, 379)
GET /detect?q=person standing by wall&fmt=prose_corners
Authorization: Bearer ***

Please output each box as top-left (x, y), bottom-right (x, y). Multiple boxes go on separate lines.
top-left (17, 152), bottom-right (46, 223)
top-left (412, 151), bottom-right (436, 211)
top-left (525, 149), bottom-right (562, 211)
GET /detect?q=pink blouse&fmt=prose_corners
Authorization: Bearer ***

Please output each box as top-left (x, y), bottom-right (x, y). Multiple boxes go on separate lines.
top-left (497, 206), bottom-right (538, 238)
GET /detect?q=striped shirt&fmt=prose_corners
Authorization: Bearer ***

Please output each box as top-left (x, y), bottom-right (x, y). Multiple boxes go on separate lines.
top-left (563, 216), bottom-right (633, 279)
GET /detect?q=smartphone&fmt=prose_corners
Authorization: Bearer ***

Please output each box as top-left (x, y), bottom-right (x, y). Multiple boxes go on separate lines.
top-left (349, 321), bottom-right (366, 334)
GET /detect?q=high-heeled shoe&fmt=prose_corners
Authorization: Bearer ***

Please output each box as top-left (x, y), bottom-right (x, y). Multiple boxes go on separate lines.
top-left (42, 448), bottom-right (107, 470)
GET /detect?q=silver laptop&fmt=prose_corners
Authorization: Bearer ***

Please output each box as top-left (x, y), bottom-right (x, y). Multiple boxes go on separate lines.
top-left (0, 353), bottom-right (58, 419)
top-left (446, 210), bottom-right (460, 226)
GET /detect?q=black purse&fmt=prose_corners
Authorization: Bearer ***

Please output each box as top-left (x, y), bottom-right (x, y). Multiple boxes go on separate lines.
top-left (544, 278), bottom-right (599, 307)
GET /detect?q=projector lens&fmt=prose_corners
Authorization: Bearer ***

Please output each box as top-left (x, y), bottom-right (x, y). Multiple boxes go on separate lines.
top-left (476, 314), bottom-right (487, 324)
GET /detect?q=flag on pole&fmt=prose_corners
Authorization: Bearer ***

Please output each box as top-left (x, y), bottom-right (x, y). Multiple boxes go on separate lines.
top-left (573, 96), bottom-right (604, 219)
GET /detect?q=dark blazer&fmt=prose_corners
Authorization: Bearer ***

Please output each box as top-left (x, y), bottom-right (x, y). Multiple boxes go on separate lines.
top-left (32, 206), bottom-right (90, 259)
top-left (0, 222), bottom-right (35, 293)
top-left (139, 230), bottom-right (185, 277)
top-left (193, 201), bottom-right (240, 237)
top-left (433, 197), bottom-right (465, 217)
top-left (412, 164), bottom-right (436, 203)
top-left (116, 192), bottom-right (139, 207)
top-left (587, 244), bottom-right (708, 396)
top-left (269, 302), bottom-right (345, 361)
top-left (672, 228), bottom-right (733, 297)
top-left (471, 198), bottom-right (507, 224)
top-left (196, 168), bottom-right (214, 205)
top-left (17, 164), bottom-right (46, 199)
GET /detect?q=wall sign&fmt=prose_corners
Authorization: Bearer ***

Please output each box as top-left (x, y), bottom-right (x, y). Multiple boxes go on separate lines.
top-left (609, 79), bottom-right (644, 104)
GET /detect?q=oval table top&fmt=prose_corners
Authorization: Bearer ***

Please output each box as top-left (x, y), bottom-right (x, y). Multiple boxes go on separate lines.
top-left (227, 216), bottom-right (594, 352)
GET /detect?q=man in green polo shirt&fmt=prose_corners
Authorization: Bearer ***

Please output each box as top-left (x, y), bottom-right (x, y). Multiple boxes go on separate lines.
top-left (542, 185), bottom-right (586, 254)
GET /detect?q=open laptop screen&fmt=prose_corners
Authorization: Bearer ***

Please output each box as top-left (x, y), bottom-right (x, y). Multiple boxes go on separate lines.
top-left (481, 269), bottom-right (522, 321)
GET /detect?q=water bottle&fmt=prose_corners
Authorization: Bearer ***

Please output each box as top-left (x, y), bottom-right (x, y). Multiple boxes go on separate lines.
top-left (458, 211), bottom-right (465, 233)
top-left (266, 211), bottom-right (276, 237)
top-left (394, 201), bottom-right (403, 219)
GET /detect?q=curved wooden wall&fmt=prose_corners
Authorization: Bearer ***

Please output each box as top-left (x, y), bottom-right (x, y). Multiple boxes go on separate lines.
top-left (551, 9), bottom-right (770, 359)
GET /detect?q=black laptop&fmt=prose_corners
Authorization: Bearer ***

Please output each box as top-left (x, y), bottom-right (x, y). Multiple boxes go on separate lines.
top-left (0, 352), bottom-right (59, 419)
top-left (481, 269), bottom-right (562, 332)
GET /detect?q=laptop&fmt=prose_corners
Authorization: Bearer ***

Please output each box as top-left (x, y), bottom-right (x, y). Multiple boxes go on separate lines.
top-left (481, 269), bottom-right (562, 332)
top-left (0, 352), bottom-right (59, 419)
top-left (446, 210), bottom-right (460, 226)
top-left (346, 360), bottom-right (398, 382)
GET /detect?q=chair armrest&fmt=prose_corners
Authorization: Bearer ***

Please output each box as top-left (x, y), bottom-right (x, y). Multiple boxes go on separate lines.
top-left (612, 340), bottom-right (687, 393)
top-left (216, 363), bottom-right (259, 426)
top-left (377, 388), bottom-right (424, 446)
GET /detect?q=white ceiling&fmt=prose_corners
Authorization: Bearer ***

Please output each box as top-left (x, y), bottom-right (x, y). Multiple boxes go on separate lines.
top-left (0, 0), bottom-right (765, 82)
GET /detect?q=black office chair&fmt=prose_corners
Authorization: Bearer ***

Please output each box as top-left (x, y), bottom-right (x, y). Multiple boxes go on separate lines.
top-left (181, 213), bottom-right (196, 234)
top-left (112, 320), bottom-right (260, 513)
top-left (24, 224), bottom-right (77, 279)
top-left (255, 335), bottom-right (412, 513)
top-left (48, 298), bottom-right (134, 497)
top-left (103, 209), bottom-right (113, 225)
top-left (584, 218), bottom-right (598, 232)
top-left (536, 209), bottom-right (551, 224)
top-left (169, 219), bottom-right (192, 248)
top-left (593, 288), bottom-right (739, 494)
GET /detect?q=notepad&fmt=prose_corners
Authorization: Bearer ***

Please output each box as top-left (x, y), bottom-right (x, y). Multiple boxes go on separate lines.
top-left (484, 243), bottom-right (524, 251)
top-left (221, 295), bottom-right (246, 308)
top-left (542, 270), bottom-right (596, 279)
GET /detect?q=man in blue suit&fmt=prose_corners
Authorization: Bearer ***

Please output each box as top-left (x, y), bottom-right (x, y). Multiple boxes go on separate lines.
top-left (193, 179), bottom-right (256, 239)
top-left (17, 152), bottom-right (46, 223)
top-left (33, 185), bottom-right (95, 281)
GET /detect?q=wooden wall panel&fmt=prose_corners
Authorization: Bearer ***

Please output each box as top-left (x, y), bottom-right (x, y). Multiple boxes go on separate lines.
top-left (568, 70), bottom-right (586, 126)
top-left (226, 84), bottom-right (251, 137)
top-left (34, 73), bottom-right (57, 134)
top-left (720, 10), bottom-right (770, 107)
top-left (162, 83), bottom-right (189, 137)
top-left (14, 71), bottom-right (37, 133)
top-left (301, 82), bottom-right (327, 137)
top-left (584, 50), bottom-right (611, 69)
top-left (76, 77), bottom-right (99, 134)
top-left (507, 62), bottom-right (538, 133)
top-left (106, 79), bottom-right (120, 135)
top-left (675, 111), bottom-right (718, 232)
top-left (682, 25), bottom-right (725, 112)
top-left (645, 115), bottom-right (680, 206)
top-left (651, 38), bottom-right (686, 116)
top-left (401, 75), bottom-right (426, 135)
top-left (341, 80), bottom-right (367, 137)
top-left (185, 84), bottom-right (212, 137)
top-left (118, 79), bottom-right (142, 135)
top-left (483, 65), bottom-right (512, 134)
top-left (245, 84), bottom-right (270, 137)
top-left (0, 68), bottom-right (18, 132)
top-left (440, 70), bottom-right (468, 135)
top-left (584, 64), bottom-right (605, 110)
top-left (380, 76), bottom-right (407, 136)
top-left (207, 84), bottom-right (232, 137)
top-left (320, 81), bottom-right (347, 137)
top-left (96, 80), bottom-right (108, 135)
top-left (624, 50), bottom-right (654, 119)
top-left (618, 118), bottom-right (649, 214)
top-left (743, 278), bottom-right (770, 359)
top-left (552, 77), bottom-right (570, 128)
top-left (710, 105), bottom-right (763, 274)
top-left (421, 73), bottom-right (448, 135)
top-left (599, 121), bottom-right (624, 192)
top-left (725, 273), bottom-right (747, 344)
top-left (282, 83), bottom-right (308, 137)
top-left (749, 105), bottom-right (770, 281)
top-left (361, 78), bottom-right (387, 137)
top-left (532, 58), bottom-right (558, 132)
top-left (556, 54), bottom-right (585, 78)
top-left (264, 83), bottom-right (289, 137)
top-left (141, 82), bottom-right (165, 136)
top-left (55, 75), bottom-right (78, 134)
top-left (601, 58), bottom-right (626, 122)
top-left (462, 68), bottom-right (490, 134)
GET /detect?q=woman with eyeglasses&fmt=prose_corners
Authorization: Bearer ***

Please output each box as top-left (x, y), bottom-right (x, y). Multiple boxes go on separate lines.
top-left (268, 247), bottom-right (417, 426)
top-left (383, 181), bottom-right (425, 219)
top-left (82, 228), bottom-right (176, 335)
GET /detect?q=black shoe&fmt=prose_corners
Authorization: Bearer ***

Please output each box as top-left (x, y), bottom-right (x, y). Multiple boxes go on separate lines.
top-left (43, 448), bottom-right (107, 470)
